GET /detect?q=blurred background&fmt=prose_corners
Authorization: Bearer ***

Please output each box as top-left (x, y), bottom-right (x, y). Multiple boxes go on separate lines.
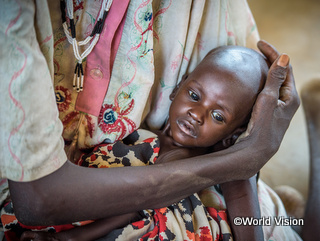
top-left (247, 0), bottom-right (320, 199)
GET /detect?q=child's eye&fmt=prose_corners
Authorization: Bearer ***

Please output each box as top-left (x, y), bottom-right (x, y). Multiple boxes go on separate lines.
top-left (188, 90), bottom-right (199, 101)
top-left (211, 111), bottom-right (224, 123)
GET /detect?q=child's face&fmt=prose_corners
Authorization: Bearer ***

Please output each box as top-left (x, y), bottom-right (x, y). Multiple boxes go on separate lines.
top-left (168, 54), bottom-right (262, 148)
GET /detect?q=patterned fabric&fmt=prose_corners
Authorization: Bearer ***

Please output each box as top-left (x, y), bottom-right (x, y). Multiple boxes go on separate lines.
top-left (0, 1), bottom-right (301, 240)
top-left (0, 185), bottom-right (303, 241)
top-left (52, 0), bottom-right (260, 150)
top-left (1, 130), bottom-right (302, 241)
top-left (78, 129), bottom-right (160, 168)
top-left (0, 202), bottom-right (93, 241)
top-left (79, 130), bottom-right (232, 240)
top-left (1, 130), bottom-right (232, 241)
top-left (103, 197), bottom-right (231, 241)
top-left (75, 0), bottom-right (130, 117)
top-left (1, 0), bottom-right (258, 181)
top-left (78, 131), bottom-right (302, 241)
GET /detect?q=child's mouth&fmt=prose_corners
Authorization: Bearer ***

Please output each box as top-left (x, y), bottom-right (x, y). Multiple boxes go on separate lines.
top-left (177, 119), bottom-right (197, 138)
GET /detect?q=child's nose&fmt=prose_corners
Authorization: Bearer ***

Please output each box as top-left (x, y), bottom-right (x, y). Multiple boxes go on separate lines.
top-left (188, 109), bottom-right (204, 125)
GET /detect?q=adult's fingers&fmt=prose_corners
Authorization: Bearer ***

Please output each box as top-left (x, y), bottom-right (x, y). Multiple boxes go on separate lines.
top-left (244, 54), bottom-right (290, 137)
top-left (278, 65), bottom-right (300, 119)
top-left (258, 40), bottom-right (297, 103)
top-left (279, 65), bottom-right (297, 102)
top-left (262, 54), bottom-right (290, 94)
top-left (257, 40), bottom-right (280, 64)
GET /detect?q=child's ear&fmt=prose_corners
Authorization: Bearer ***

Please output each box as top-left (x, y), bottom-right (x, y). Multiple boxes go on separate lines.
top-left (221, 126), bottom-right (247, 148)
top-left (169, 74), bottom-right (188, 101)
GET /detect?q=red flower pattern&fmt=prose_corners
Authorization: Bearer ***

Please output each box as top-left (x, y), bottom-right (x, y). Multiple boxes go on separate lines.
top-left (55, 86), bottom-right (71, 112)
top-left (98, 99), bottom-right (136, 141)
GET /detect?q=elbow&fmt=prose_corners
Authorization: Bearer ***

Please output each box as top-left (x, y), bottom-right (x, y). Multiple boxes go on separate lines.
top-left (18, 205), bottom-right (58, 227)
top-left (14, 202), bottom-right (45, 226)
top-left (13, 193), bottom-right (58, 226)
top-left (9, 180), bottom-right (60, 226)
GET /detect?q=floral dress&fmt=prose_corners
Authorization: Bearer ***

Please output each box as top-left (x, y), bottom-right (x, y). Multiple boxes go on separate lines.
top-left (1, 129), bottom-right (232, 241)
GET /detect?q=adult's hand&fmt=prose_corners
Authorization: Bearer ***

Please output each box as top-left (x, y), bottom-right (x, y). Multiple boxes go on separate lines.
top-left (237, 40), bottom-right (300, 173)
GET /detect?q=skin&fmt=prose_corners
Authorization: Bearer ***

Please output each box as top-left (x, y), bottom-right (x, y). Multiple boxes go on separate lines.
top-left (8, 40), bottom-right (299, 239)
top-left (20, 213), bottom-right (140, 241)
top-left (300, 79), bottom-right (320, 240)
top-left (163, 46), bottom-right (267, 241)
top-left (221, 177), bottom-right (262, 241)
top-left (21, 46), bottom-right (268, 241)
top-left (167, 46), bottom-right (268, 149)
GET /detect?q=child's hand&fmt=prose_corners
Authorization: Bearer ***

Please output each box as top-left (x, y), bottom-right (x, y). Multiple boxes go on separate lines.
top-left (20, 231), bottom-right (68, 241)
top-left (20, 212), bottom-right (142, 241)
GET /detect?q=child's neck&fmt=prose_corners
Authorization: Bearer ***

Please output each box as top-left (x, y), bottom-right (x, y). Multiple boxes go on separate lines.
top-left (156, 123), bottom-right (210, 157)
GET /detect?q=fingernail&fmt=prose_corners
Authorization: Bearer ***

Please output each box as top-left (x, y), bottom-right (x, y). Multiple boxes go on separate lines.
top-left (277, 54), bottom-right (289, 67)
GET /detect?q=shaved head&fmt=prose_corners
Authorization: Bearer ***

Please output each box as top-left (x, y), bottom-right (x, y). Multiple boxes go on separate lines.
top-left (202, 46), bottom-right (269, 94)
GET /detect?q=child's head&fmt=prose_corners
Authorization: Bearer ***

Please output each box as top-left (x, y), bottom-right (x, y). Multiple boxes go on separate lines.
top-left (168, 45), bottom-right (268, 148)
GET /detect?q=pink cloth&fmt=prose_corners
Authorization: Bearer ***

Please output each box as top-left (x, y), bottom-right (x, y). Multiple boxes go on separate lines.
top-left (75, 0), bottom-right (130, 116)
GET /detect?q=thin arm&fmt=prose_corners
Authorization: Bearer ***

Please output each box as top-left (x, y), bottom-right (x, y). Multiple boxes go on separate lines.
top-left (221, 176), bottom-right (263, 241)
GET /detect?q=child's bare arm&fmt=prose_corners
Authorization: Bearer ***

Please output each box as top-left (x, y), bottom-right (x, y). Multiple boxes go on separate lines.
top-left (20, 212), bottom-right (141, 241)
top-left (157, 129), bottom-right (264, 241)
top-left (220, 175), bottom-right (263, 241)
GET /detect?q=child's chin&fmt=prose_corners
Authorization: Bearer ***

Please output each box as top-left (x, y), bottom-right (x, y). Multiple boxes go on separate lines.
top-left (172, 139), bottom-right (185, 147)
top-left (172, 139), bottom-right (198, 148)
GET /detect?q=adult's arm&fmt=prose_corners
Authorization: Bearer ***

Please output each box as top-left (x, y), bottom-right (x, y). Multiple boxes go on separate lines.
top-left (300, 79), bottom-right (320, 240)
top-left (8, 40), bottom-right (299, 226)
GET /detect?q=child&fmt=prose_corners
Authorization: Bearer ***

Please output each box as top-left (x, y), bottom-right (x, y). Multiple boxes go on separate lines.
top-left (4, 45), bottom-right (268, 241)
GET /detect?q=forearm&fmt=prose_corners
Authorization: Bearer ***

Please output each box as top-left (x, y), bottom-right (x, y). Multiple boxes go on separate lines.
top-left (58, 212), bottom-right (140, 241)
top-left (20, 212), bottom-right (140, 241)
top-left (221, 176), bottom-right (263, 241)
top-left (9, 40), bottom-right (299, 227)
top-left (303, 140), bottom-right (320, 241)
top-left (10, 136), bottom-right (267, 226)
top-left (301, 80), bottom-right (320, 240)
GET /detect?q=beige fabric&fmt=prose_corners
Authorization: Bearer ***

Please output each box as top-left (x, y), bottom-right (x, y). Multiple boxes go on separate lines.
top-left (0, 0), bottom-right (66, 182)
top-left (0, 0), bottom-right (260, 182)
top-left (0, 2), bottom-right (303, 240)
top-left (50, 0), bottom-right (260, 150)
top-left (258, 180), bottom-right (302, 241)
top-left (145, 0), bottom-right (260, 129)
